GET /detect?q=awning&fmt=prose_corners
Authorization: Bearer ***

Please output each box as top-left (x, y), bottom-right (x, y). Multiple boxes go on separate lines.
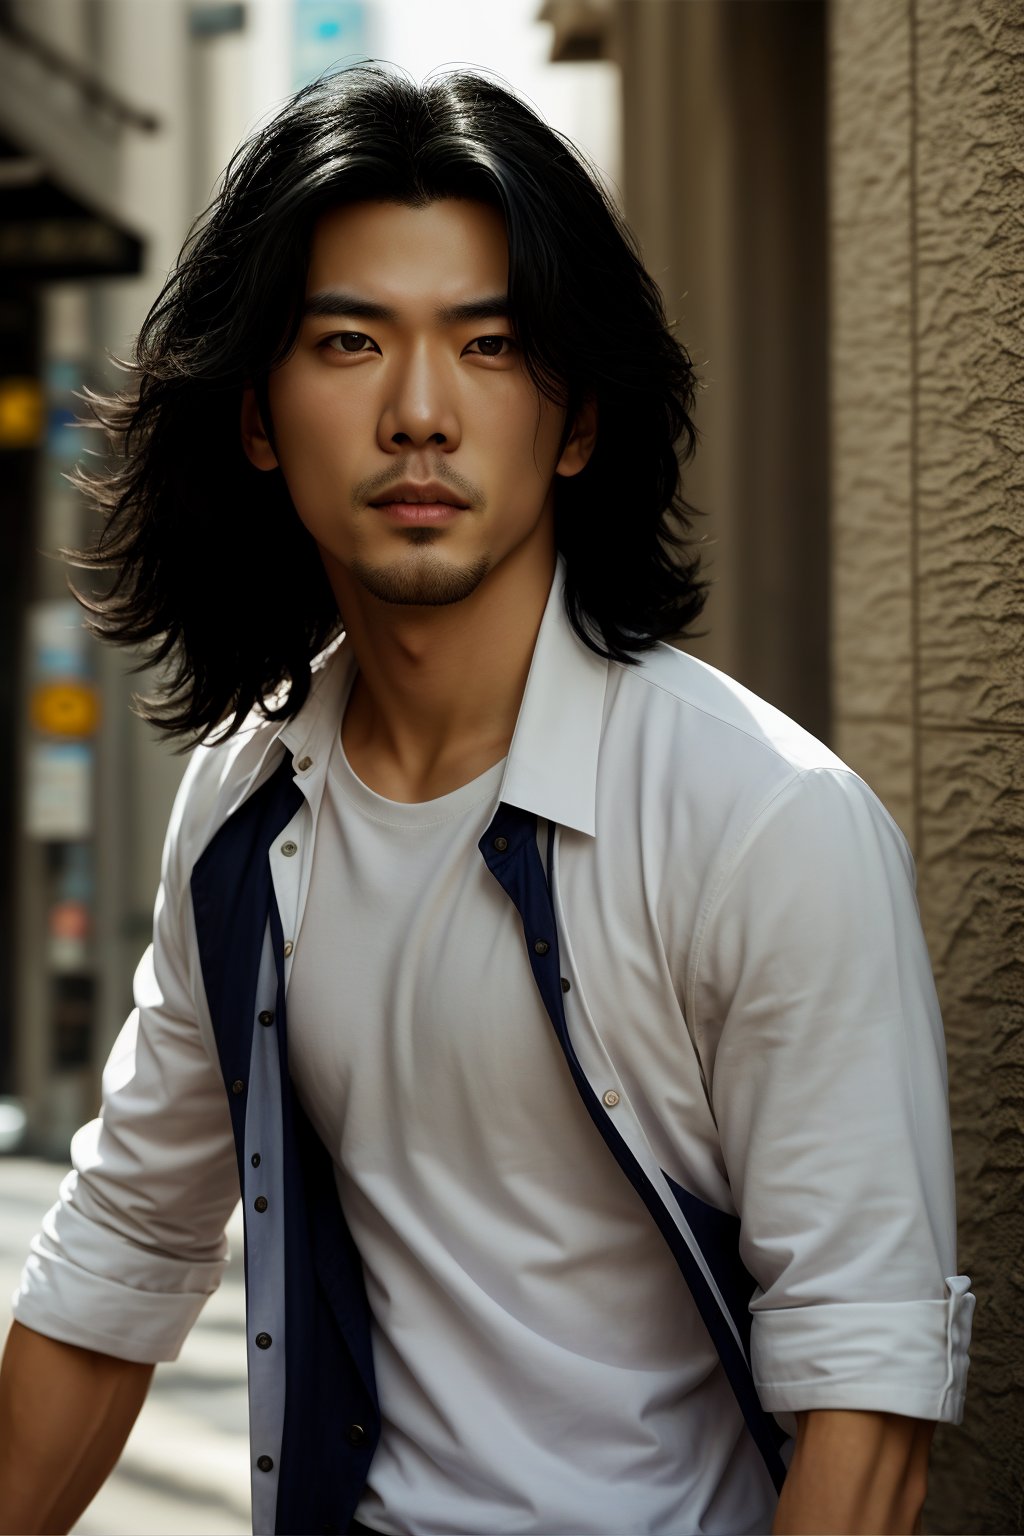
top-left (0, 20), bottom-right (150, 281)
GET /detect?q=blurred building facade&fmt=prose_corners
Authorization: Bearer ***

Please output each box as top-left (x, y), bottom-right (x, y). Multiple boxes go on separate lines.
top-left (0, 0), bottom-right (156, 1153)
top-left (540, 0), bottom-right (1022, 1529)
top-left (1, 0), bottom-right (293, 1159)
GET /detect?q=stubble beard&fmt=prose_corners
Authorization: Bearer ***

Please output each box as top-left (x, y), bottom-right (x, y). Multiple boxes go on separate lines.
top-left (348, 537), bottom-right (491, 608)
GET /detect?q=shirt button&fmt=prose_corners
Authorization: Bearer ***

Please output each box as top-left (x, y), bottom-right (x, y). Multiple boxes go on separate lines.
top-left (561, 977), bottom-right (571, 993)
top-left (256, 1454), bottom-right (274, 1473)
top-left (231, 1079), bottom-right (245, 1095)
top-left (255, 1332), bottom-right (272, 1350)
top-left (602, 1089), bottom-right (621, 1108)
top-left (251, 1153), bottom-right (261, 1167)
top-left (254, 1196), bottom-right (269, 1213)
top-left (296, 756), bottom-right (312, 771)
top-left (533, 939), bottom-right (550, 956)
top-left (281, 840), bottom-right (298, 857)
top-left (283, 940), bottom-right (294, 958)
top-left (347, 1423), bottom-right (367, 1446)
top-left (258, 1010), bottom-right (274, 1026)
top-left (493, 836), bottom-right (508, 852)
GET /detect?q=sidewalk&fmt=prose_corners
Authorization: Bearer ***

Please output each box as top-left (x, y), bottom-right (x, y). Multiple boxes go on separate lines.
top-left (0, 1156), bottom-right (251, 1534)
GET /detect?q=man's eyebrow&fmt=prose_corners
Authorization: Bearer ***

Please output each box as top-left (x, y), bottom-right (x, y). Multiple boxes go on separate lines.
top-left (301, 290), bottom-right (512, 325)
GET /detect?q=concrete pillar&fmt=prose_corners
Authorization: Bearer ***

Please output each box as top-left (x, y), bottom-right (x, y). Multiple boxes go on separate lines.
top-left (86, 0), bottom-right (194, 1074)
top-left (614, 0), bottom-right (830, 739)
top-left (829, 1), bottom-right (1023, 1526)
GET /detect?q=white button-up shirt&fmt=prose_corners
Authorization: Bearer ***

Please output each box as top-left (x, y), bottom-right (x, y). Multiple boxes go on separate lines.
top-left (13, 552), bottom-right (974, 1532)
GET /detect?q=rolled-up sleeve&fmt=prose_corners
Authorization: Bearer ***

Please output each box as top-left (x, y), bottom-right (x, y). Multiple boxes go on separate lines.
top-left (12, 756), bottom-right (240, 1363)
top-left (695, 765), bottom-right (974, 1424)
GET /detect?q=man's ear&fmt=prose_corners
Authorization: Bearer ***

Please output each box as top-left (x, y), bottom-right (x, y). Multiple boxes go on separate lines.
top-left (555, 394), bottom-right (598, 479)
top-left (241, 384), bottom-right (279, 471)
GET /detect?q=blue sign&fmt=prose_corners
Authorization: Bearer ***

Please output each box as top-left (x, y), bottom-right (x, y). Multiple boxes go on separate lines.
top-left (293, 1), bottom-right (370, 91)
top-left (46, 359), bottom-right (84, 466)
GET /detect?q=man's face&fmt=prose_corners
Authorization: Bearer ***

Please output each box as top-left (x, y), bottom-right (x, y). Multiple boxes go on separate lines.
top-left (244, 197), bottom-right (593, 610)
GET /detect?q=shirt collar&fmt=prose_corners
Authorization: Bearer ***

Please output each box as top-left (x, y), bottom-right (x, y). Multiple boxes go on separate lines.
top-left (276, 552), bottom-right (608, 837)
top-left (496, 552), bottom-right (608, 836)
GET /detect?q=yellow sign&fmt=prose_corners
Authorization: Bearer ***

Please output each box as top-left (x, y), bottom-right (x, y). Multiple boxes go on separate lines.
top-left (0, 377), bottom-right (44, 448)
top-left (31, 680), bottom-right (101, 738)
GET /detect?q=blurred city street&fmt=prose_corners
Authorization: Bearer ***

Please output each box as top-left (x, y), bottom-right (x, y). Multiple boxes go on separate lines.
top-left (0, 1157), bottom-right (251, 1534)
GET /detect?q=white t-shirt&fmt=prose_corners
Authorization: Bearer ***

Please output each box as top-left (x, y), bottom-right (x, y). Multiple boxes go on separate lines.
top-left (286, 672), bottom-right (778, 1536)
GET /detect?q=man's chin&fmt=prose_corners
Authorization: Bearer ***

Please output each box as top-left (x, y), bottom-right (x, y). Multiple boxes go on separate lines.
top-left (348, 550), bottom-right (491, 608)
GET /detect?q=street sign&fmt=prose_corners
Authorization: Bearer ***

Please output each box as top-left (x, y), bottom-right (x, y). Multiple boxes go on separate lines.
top-left (30, 678), bottom-right (100, 738)
top-left (0, 375), bottom-right (43, 447)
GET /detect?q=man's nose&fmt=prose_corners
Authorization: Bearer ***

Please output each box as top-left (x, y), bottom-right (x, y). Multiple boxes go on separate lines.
top-left (378, 345), bottom-right (461, 451)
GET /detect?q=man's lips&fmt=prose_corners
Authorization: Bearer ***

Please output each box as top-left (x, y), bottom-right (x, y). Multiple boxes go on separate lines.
top-left (368, 480), bottom-right (470, 509)
top-left (372, 501), bottom-right (466, 524)
top-left (368, 481), bottom-right (471, 524)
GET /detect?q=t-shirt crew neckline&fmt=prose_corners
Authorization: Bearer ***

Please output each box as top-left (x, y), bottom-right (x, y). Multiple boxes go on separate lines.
top-left (331, 669), bottom-right (508, 830)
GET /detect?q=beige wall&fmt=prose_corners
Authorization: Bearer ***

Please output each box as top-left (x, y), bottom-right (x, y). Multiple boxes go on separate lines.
top-left (830, 0), bottom-right (1023, 1528)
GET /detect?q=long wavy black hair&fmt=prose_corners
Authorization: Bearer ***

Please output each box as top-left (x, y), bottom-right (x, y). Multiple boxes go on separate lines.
top-left (70, 62), bottom-right (706, 745)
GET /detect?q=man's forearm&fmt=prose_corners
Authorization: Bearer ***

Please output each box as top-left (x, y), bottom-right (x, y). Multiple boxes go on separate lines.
top-left (0, 1320), bottom-right (155, 1535)
top-left (772, 1409), bottom-right (934, 1535)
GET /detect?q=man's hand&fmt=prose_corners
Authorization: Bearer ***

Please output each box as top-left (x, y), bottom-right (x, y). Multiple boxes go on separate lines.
top-left (771, 1409), bottom-right (934, 1535)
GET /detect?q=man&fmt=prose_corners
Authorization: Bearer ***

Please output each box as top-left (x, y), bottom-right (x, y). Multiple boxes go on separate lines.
top-left (0, 64), bottom-right (972, 1536)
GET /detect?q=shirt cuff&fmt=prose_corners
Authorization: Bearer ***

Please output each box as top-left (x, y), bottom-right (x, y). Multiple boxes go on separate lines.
top-left (10, 1196), bottom-right (228, 1364)
top-left (751, 1275), bottom-right (975, 1424)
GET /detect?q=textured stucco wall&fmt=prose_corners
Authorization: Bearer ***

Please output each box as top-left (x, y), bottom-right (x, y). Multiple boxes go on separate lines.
top-left (829, 1), bottom-right (1024, 1529)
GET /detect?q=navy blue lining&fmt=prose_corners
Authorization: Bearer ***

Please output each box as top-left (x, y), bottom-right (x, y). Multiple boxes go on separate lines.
top-left (661, 1174), bottom-right (756, 1364)
top-left (192, 755), bottom-right (378, 1535)
top-left (191, 767), bottom-right (296, 1188)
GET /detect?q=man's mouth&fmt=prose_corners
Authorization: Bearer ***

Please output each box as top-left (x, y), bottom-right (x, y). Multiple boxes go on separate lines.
top-left (368, 480), bottom-right (470, 510)
top-left (371, 501), bottom-right (467, 526)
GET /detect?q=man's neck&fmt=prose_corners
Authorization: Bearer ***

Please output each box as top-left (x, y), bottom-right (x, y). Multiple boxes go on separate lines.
top-left (333, 538), bottom-right (556, 801)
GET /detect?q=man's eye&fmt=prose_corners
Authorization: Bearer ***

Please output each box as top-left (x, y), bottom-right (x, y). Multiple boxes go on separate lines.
top-left (467, 335), bottom-right (515, 358)
top-left (325, 332), bottom-right (375, 353)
